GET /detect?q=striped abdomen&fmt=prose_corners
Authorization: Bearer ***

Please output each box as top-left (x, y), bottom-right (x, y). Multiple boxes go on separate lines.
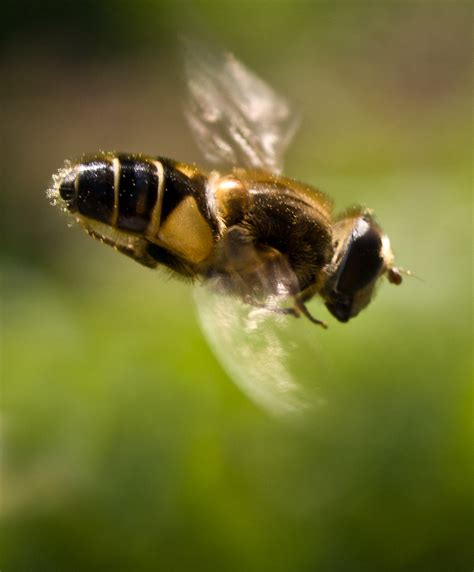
top-left (57, 153), bottom-right (164, 234)
top-left (52, 153), bottom-right (217, 273)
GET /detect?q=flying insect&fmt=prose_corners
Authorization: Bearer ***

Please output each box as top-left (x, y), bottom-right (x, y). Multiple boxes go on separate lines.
top-left (48, 46), bottom-right (403, 414)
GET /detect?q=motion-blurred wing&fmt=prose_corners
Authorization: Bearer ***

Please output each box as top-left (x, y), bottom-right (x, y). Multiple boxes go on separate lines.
top-left (194, 282), bottom-right (310, 416)
top-left (183, 41), bottom-right (299, 173)
top-left (194, 241), bottom-right (327, 416)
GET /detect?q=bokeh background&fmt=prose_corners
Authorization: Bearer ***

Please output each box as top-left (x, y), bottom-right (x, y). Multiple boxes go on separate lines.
top-left (2, 2), bottom-right (472, 571)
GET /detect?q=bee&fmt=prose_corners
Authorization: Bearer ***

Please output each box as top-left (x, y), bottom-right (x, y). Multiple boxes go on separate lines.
top-left (48, 46), bottom-right (403, 414)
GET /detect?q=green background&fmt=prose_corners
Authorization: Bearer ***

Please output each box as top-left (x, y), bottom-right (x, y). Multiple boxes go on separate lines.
top-left (2, 2), bottom-right (472, 571)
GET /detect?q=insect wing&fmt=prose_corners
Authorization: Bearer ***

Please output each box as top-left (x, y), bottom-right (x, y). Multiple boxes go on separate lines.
top-left (194, 249), bottom-right (326, 417)
top-left (183, 42), bottom-right (299, 173)
top-left (194, 282), bottom-right (309, 416)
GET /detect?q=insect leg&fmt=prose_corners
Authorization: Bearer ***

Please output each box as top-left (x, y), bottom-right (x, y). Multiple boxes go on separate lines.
top-left (216, 225), bottom-right (317, 321)
top-left (293, 296), bottom-right (328, 329)
top-left (84, 227), bottom-right (158, 268)
top-left (217, 225), bottom-right (295, 295)
top-left (242, 296), bottom-right (301, 318)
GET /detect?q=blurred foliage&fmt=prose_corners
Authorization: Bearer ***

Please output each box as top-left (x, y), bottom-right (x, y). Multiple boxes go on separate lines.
top-left (1, 1), bottom-right (472, 571)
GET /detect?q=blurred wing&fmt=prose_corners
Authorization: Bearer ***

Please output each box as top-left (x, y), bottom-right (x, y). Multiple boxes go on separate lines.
top-left (183, 41), bottom-right (299, 173)
top-left (194, 282), bottom-right (310, 416)
top-left (193, 234), bottom-right (331, 417)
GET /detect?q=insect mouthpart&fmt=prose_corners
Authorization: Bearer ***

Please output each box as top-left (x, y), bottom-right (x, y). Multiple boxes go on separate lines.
top-left (325, 296), bottom-right (353, 323)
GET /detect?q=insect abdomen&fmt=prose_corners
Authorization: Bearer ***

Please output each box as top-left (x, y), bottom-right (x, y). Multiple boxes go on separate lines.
top-left (52, 153), bottom-right (217, 273)
top-left (57, 153), bottom-right (162, 233)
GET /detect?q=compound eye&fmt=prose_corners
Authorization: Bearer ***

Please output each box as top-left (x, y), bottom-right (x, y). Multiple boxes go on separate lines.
top-left (336, 217), bottom-right (384, 295)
